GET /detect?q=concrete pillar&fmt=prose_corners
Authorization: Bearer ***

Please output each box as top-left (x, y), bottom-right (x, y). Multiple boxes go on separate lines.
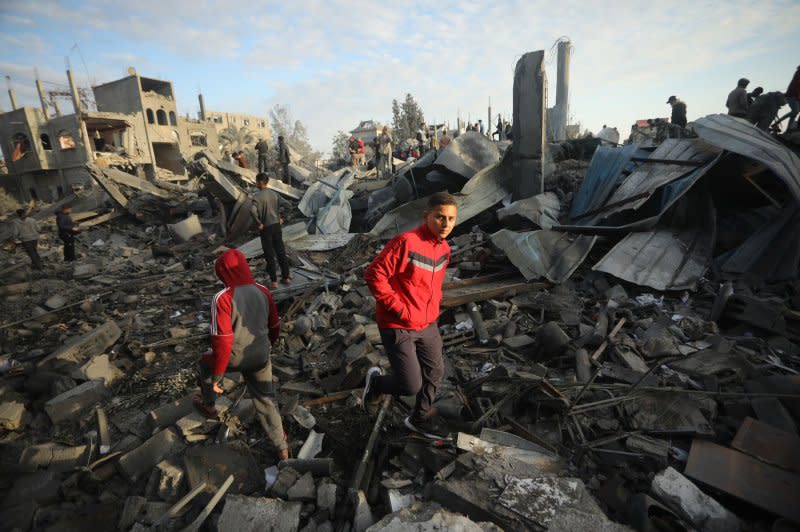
top-left (36, 79), bottom-right (50, 120)
top-left (512, 50), bottom-right (547, 200)
top-left (198, 93), bottom-right (206, 121)
top-left (52, 99), bottom-right (62, 117)
top-left (66, 69), bottom-right (82, 114)
top-left (487, 98), bottom-right (492, 138)
top-left (554, 40), bottom-right (572, 141)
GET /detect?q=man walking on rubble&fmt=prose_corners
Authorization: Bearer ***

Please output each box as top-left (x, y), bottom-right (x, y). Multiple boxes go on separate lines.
top-left (11, 208), bottom-right (42, 270)
top-left (277, 136), bottom-right (291, 185)
top-left (667, 95), bottom-right (687, 128)
top-left (255, 137), bottom-right (269, 174)
top-left (362, 192), bottom-right (458, 437)
top-left (378, 126), bottom-right (392, 178)
top-left (726, 78), bottom-right (750, 118)
top-left (252, 173), bottom-right (292, 289)
top-left (748, 91), bottom-right (787, 131)
top-left (195, 248), bottom-right (289, 460)
top-left (56, 205), bottom-right (80, 262)
top-left (775, 65), bottom-right (800, 132)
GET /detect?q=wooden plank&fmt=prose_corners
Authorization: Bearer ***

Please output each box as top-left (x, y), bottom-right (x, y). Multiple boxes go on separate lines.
top-left (442, 278), bottom-right (542, 308)
top-left (684, 439), bottom-right (800, 522)
top-left (732, 416), bottom-right (800, 474)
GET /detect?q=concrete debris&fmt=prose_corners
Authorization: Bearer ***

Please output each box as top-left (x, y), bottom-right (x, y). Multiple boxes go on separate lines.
top-left (2, 45), bottom-right (800, 532)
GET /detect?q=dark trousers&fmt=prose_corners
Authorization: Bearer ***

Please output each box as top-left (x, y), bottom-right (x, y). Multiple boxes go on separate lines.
top-left (59, 231), bottom-right (76, 261)
top-left (198, 356), bottom-right (286, 450)
top-left (260, 223), bottom-right (290, 282)
top-left (373, 323), bottom-right (444, 419)
top-left (20, 240), bottom-right (42, 270)
top-left (258, 155), bottom-right (268, 174)
top-left (281, 163), bottom-right (290, 184)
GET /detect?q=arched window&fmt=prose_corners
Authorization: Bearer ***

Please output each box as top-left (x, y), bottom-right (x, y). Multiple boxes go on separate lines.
top-left (168, 111), bottom-right (177, 126)
top-left (156, 109), bottom-right (167, 125)
top-left (40, 133), bottom-right (52, 150)
top-left (146, 109), bottom-right (155, 124)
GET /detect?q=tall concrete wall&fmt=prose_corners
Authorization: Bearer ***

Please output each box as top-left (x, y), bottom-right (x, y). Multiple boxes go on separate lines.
top-left (512, 51), bottom-right (547, 200)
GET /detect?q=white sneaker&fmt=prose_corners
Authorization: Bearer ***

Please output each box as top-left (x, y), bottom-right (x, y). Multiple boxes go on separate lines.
top-left (362, 367), bottom-right (382, 410)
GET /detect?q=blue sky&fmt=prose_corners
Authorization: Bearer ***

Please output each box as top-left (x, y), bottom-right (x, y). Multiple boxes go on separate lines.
top-left (1, 0), bottom-right (798, 154)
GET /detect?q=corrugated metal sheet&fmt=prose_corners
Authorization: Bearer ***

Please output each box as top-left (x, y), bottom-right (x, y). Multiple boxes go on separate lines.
top-left (568, 143), bottom-right (643, 223)
top-left (602, 138), bottom-right (721, 216)
top-left (491, 229), bottom-right (596, 283)
top-left (693, 114), bottom-right (800, 202)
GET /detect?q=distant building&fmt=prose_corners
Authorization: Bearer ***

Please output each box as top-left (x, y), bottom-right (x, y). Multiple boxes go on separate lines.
top-left (0, 71), bottom-right (219, 201)
top-left (203, 110), bottom-right (271, 141)
top-left (350, 120), bottom-right (382, 143)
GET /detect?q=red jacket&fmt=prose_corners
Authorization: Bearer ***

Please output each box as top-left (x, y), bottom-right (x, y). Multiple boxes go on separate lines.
top-left (207, 249), bottom-right (279, 376)
top-left (365, 224), bottom-right (450, 330)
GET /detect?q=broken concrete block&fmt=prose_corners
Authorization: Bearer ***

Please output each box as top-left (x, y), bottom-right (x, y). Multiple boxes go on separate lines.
top-left (118, 495), bottom-right (147, 530)
top-left (317, 482), bottom-right (338, 517)
top-left (38, 320), bottom-right (122, 370)
top-left (537, 321), bottom-right (570, 355)
top-left (44, 379), bottom-right (107, 424)
top-left (287, 471), bottom-right (316, 501)
top-left (19, 443), bottom-right (89, 472)
top-left (270, 467), bottom-right (301, 499)
top-left (353, 490), bottom-right (376, 532)
top-left (44, 294), bottom-right (67, 310)
top-left (70, 354), bottom-right (124, 386)
top-left (175, 396), bottom-right (232, 440)
top-left (217, 494), bottom-right (302, 532)
top-left (117, 427), bottom-right (184, 481)
top-left (153, 459), bottom-right (185, 502)
top-left (367, 501), bottom-right (502, 532)
top-left (147, 393), bottom-right (194, 430)
top-left (344, 340), bottom-right (370, 362)
top-left (0, 400), bottom-right (26, 430)
top-left (652, 466), bottom-right (740, 532)
top-left (2, 470), bottom-right (61, 508)
top-left (167, 214), bottom-right (203, 242)
top-left (73, 262), bottom-right (99, 280)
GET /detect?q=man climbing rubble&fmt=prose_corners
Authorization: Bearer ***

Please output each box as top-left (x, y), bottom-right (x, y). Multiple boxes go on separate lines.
top-left (666, 95), bottom-right (687, 128)
top-left (195, 248), bottom-right (289, 460)
top-left (362, 192), bottom-right (458, 438)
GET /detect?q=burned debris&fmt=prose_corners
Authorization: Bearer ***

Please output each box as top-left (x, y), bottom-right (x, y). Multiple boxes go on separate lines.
top-left (2, 47), bottom-right (800, 532)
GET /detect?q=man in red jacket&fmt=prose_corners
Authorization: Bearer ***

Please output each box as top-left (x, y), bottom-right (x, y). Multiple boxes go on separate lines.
top-left (362, 192), bottom-right (458, 437)
top-left (195, 248), bottom-right (288, 459)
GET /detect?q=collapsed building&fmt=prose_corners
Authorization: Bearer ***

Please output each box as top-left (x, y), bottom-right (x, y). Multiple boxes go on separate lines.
top-left (1, 46), bottom-right (800, 532)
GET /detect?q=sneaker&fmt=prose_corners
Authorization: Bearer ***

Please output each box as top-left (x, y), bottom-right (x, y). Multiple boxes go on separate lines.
top-left (269, 281), bottom-right (278, 289)
top-left (280, 276), bottom-right (292, 286)
top-left (404, 413), bottom-right (449, 439)
top-left (361, 366), bottom-right (382, 410)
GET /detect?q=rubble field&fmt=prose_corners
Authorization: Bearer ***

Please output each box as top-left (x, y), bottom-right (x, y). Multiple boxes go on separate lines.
top-left (1, 113), bottom-right (800, 532)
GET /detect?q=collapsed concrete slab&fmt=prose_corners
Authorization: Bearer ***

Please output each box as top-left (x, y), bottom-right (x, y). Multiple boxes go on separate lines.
top-left (38, 320), bottom-right (121, 371)
top-left (44, 379), bottom-right (107, 424)
top-left (367, 501), bottom-right (502, 532)
top-left (652, 466), bottom-right (740, 532)
top-left (116, 427), bottom-right (184, 481)
top-left (216, 494), bottom-right (301, 532)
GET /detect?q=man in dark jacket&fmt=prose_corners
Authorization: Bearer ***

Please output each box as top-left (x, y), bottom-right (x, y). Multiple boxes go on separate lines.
top-left (251, 173), bottom-right (291, 289)
top-left (667, 95), bottom-right (688, 128)
top-left (776, 65), bottom-right (800, 131)
top-left (726, 78), bottom-right (750, 118)
top-left (362, 192), bottom-right (457, 437)
top-left (748, 91), bottom-right (787, 131)
top-left (255, 137), bottom-right (269, 173)
top-left (277, 136), bottom-right (290, 184)
top-left (196, 248), bottom-right (288, 460)
top-left (55, 205), bottom-right (80, 262)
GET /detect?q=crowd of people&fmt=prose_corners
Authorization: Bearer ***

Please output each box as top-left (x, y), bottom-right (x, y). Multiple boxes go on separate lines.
top-left (221, 135), bottom-right (293, 185)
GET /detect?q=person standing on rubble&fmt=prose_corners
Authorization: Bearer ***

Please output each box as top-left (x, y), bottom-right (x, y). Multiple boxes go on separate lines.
top-left (440, 128), bottom-right (451, 148)
top-left (378, 126), bottom-right (392, 178)
top-left (251, 173), bottom-right (292, 289)
top-left (255, 137), bottom-right (269, 174)
top-left (277, 135), bottom-right (291, 184)
top-left (667, 95), bottom-right (687, 128)
top-left (362, 192), bottom-right (458, 437)
top-left (56, 205), bottom-right (80, 262)
top-left (748, 91), bottom-right (787, 131)
top-left (775, 65), bottom-right (800, 131)
top-left (726, 78), bottom-right (750, 118)
top-left (348, 135), bottom-right (360, 168)
top-left (235, 150), bottom-right (249, 169)
top-left (11, 208), bottom-right (42, 270)
top-left (195, 248), bottom-right (289, 460)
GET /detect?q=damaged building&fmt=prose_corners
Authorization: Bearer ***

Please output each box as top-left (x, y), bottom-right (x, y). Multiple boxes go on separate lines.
top-left (1, 44), bottom-right (800, 532)
top-left (0, 69), bottom-right (219, 202)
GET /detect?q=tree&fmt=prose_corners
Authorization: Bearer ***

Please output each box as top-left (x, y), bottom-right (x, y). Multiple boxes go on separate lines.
top-left (219, 125), bottom-right (256, 167)
top-left (331, 130), bottom-right (350, 165)
top-left (390, 93), bottom-right (425, 144)
top-left (269, 104), bottom-right (316, 164)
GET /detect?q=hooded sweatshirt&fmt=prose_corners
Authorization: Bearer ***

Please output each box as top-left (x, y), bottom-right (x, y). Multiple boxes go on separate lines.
top-left (209, 249), bottom-right (279, 377)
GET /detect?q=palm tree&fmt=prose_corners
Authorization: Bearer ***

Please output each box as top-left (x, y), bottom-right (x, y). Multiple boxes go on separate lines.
top-left (219, 125), bottom-right (256, 168)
